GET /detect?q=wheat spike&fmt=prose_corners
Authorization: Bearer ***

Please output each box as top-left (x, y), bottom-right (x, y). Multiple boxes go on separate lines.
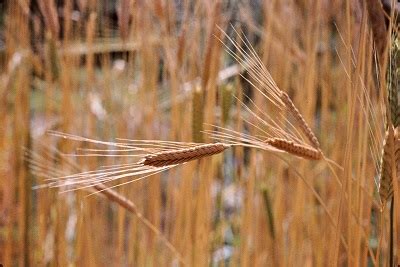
top-left (280, 92), bottom-right (321, 150)
top-left (379, 36), bottom-right (400, 205)
top-left (266, 138), bottom-right (322, 160)
top-left (379, 128), bottom-right (396, 204)
top-left (140, 143), bottom-right (230, 167)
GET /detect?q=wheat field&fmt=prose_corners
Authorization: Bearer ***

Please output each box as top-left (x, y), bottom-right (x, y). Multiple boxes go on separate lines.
top-left (0, 0), bottom-right (399, 266)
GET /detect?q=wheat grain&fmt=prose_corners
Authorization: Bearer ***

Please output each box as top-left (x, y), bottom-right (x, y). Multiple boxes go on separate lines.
top-left (139, 143), bottom-right (230, 167)
top-left (266, 138), bottom-right (322, 160)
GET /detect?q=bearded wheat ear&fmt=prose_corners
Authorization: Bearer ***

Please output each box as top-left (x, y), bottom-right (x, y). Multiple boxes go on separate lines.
top-left (139, 143), bottom-right (230, 167)
top-left (40, 131), bottom-right (230, 189)
top-left (378, 33), bottom-right (400, 207)
top-left (279, 92), bottom-right (321, 150)
top-left (379, 128), bottom-right (395, 204)
top-left (266, 138), bottom-right (322, 161)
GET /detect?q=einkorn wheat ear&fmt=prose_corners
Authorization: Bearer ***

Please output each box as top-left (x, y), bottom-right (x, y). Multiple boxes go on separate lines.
top-left (139, 143), bottom-right (230, 167)
top-left (37, 132), bottom-right (229, 190)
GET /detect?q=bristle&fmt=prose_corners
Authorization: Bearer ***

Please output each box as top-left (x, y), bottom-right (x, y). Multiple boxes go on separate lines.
top-left (140, 143), bottom-right (230, 167)
top-left (266, 138), bottom-right (322, 160)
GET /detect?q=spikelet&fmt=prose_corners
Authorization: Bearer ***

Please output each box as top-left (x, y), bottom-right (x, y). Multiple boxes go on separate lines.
top-left (139, 143), bottom-right (230, 167)
top-left (192, 85), bottom-right (204, 143)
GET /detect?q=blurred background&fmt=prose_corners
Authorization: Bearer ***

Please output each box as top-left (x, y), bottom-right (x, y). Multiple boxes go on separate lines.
top-left (0, 0), bottom-right (397, 266)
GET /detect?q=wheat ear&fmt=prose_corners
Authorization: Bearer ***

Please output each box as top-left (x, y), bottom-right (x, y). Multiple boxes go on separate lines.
top-left (378, 126), bottom-right (400, 206)
top-left (379, 129), bottom-right (395, 203)
top-left (280, 92), bottom-right (321, 150)
top-left (139, 143), bottom-right (230, 167)
top-left (266, 138), bottom-right (322, 160)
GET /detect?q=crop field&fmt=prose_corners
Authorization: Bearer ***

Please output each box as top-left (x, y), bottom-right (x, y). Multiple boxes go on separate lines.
top-left (0, 0), bottom-right (399, 266)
